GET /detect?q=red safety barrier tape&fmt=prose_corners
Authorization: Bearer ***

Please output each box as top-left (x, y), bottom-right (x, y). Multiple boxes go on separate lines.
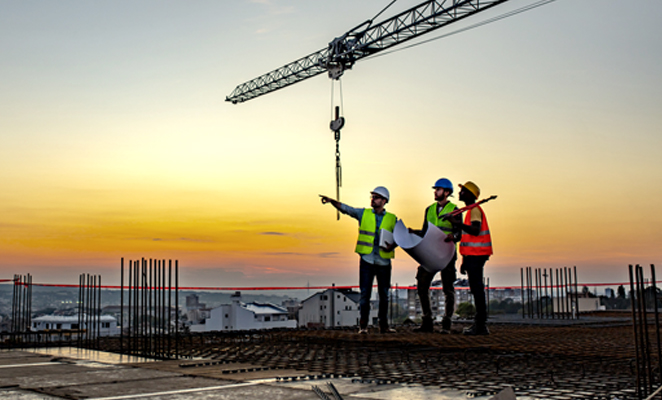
top-left (1, 280), bottom-right (657, 291)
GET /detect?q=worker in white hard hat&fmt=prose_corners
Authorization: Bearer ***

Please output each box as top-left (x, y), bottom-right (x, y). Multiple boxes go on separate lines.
top-left (320, 186), bottom-right (398, 334)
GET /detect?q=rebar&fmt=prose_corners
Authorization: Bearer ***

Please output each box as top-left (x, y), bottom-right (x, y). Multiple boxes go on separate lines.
top-left (520, 267), bottom-right (580, 320)
top-left (629, 263), bottom-right (662, 399)
top-left (118, 258), bottom-right (180, 359)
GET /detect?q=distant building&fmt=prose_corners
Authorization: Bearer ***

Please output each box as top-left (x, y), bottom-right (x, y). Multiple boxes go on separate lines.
top-left (186, 294), bottom-right (204, 309)
top-left (407, 281), bottom-right (444, 321)
top-left (190, 292), bottom-right (296, 332)
top-left (281, 298), bottom-right (302, 322)
top-left (186, 294), bottom-right (210, 324)
top-left (489, 288), bottom-right (522, 302)
top-left (298, 288), bottom-right (378, 328)
top-left (31, 314), bottom-right (120, 336)
top-left (101, 305), bottom-right (178, 330)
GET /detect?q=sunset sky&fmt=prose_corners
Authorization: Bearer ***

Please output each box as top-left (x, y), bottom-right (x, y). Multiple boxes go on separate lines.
top-left (1, 0), bottom-right (661, 290)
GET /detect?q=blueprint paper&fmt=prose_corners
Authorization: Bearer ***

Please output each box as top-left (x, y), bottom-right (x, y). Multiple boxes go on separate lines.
top-left (393, 219), bottom-right (456, 273)
top-left (379, 228), bottom-right (395, 249)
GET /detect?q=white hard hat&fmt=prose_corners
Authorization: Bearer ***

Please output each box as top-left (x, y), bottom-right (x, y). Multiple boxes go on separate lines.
top-left (371, 186), bottom-right (390, 202)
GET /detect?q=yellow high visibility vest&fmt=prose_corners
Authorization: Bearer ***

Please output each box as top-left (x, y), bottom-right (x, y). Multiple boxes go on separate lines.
top-left (355, 210), bottom-right (396, 259)
top-left (426, 202), bottom-right (457, 233)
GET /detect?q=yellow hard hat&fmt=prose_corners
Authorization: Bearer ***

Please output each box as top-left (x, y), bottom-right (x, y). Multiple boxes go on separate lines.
top-left (459, 181), bottom-right (480, 199)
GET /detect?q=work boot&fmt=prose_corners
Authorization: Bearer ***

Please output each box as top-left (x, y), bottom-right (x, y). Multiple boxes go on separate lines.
top-left (413, 317), bottom-right (434, 333)
top-left (440, 317), bottom-right (452, 334)
top-left (358, 320), bottom-right (368, 334)
top-left (463, 324), bottom-right (489, 336)
top-left (380, 326), bottom-right (396, 334)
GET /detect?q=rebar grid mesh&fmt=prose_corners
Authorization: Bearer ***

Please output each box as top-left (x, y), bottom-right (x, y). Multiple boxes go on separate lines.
top-left (95, 323), bottom-right (655, 399)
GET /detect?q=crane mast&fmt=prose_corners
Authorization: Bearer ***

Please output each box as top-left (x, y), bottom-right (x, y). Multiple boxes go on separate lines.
top-left (226, 0), bottom-right (510, 104)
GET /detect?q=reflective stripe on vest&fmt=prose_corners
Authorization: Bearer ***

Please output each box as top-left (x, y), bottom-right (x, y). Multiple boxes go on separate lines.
top-left (355, 210), bottom-right (397, 259)
top-left (426, 202), bottom-right (457, 233)
top-left (460, 205), bottom-right (493, 256)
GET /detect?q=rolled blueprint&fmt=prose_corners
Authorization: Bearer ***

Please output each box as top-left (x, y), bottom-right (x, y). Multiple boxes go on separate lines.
top-left (393, 219), bottom-right (456, 273)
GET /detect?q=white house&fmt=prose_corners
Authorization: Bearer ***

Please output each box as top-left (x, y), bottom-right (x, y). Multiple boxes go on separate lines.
top-left (190, 292), bottom-right (296, 332)
top-left (31, 314), bottom-right (120, 336)
top-left (298, 288), bottom-right (378, 328)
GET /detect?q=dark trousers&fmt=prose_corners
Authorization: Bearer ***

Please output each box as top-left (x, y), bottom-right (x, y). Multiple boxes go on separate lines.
top-left (416, 253), bottom-right (457, 321)
top-left (359, 259), bottom-right (391, 328)
top-left (461, 255), bottom-right (490, 325)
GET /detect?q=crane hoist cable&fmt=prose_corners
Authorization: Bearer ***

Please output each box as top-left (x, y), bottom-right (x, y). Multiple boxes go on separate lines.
top-left (329, 79), bottom-right (345, 220)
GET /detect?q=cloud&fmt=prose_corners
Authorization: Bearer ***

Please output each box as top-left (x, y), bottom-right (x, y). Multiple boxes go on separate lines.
top-left (150, 237), bottom-right (214, 243)
top-left (260, 231), bottom-right (286, 236)
top-left (262, 252), bottom-right (305, 256)
top-left (318, 252), bottom-right (340, 258)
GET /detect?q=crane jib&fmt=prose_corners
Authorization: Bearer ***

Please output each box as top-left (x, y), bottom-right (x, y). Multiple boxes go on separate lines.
top-left (226, 0), bottom-right (511, 104)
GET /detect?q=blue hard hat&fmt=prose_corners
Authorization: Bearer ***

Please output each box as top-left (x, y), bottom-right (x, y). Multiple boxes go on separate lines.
top-left (433, 178), bottom-right (453, 192)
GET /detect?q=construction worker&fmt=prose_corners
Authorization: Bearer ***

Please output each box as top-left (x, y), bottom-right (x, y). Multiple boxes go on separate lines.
top-left (408, 178), bottom-right (462, 334)
top-left (320, 187), bottom-right (397, 334)
top-left (456, 181), bottom-right (493, 335)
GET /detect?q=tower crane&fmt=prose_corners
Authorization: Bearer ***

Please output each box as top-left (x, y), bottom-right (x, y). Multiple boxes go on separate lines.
top-left (226, 0), bottom-right (514, 216)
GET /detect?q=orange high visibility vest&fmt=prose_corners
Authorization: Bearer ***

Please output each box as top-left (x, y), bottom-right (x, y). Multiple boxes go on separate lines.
top-left (459, 205), bottom-right (493, 256)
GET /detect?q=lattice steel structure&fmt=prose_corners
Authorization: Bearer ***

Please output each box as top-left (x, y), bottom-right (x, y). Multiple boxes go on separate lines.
top-left (226, 0), bottom-right (510, 104)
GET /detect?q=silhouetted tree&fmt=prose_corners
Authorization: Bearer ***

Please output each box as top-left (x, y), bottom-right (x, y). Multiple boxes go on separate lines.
top-left (456, 302), bottom-right (476, 319)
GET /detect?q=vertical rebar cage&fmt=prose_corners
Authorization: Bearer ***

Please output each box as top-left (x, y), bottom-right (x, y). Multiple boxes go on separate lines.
top-left (119, 258), bottom-right (180, 359)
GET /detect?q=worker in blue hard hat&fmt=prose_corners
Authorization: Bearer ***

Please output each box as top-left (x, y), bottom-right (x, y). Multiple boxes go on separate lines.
top-left (408, 178), bottom-right (462, 334)
top-left (320, 186), bottom-right (398, 334)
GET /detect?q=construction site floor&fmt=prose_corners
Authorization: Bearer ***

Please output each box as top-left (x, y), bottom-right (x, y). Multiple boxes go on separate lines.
top-left (0, 316), bottom-right (648, 399)
top-left (0, 349), bottom-right (515, 399)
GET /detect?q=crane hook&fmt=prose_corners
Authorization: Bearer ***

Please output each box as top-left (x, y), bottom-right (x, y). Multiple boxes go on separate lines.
top-left (330, 106), bottom-right (344, 220)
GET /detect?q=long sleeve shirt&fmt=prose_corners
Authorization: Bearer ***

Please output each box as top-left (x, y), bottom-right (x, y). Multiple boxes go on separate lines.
top-left (339, 203), bottom-right (391, 266)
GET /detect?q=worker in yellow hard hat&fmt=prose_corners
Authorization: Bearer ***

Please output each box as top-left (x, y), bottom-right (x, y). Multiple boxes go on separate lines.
top-left (455, 181), bottom-right (493, 335)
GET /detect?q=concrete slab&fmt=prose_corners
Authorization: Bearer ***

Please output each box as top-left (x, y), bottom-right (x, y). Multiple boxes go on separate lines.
top-left (0, 351), bottom-right (54, 366)
top-left (265, 377), bottom-right (402, 396)
top-left (138, 359), bottom-right (314, 381)
top-left (264, 377), bottom-right (538, 400)
top-left (37, 375), bottom-right (234, 400)
top-left (0, 389), bottom-right (62, 399)
top-left (0, 364), bottom-right (181, 389)
top-left (86, 382), bottom-right (321, 400)
top-left (0, 350), bottom-right (543, 399)
top-left (27, 347), bottom-right (156, 364)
